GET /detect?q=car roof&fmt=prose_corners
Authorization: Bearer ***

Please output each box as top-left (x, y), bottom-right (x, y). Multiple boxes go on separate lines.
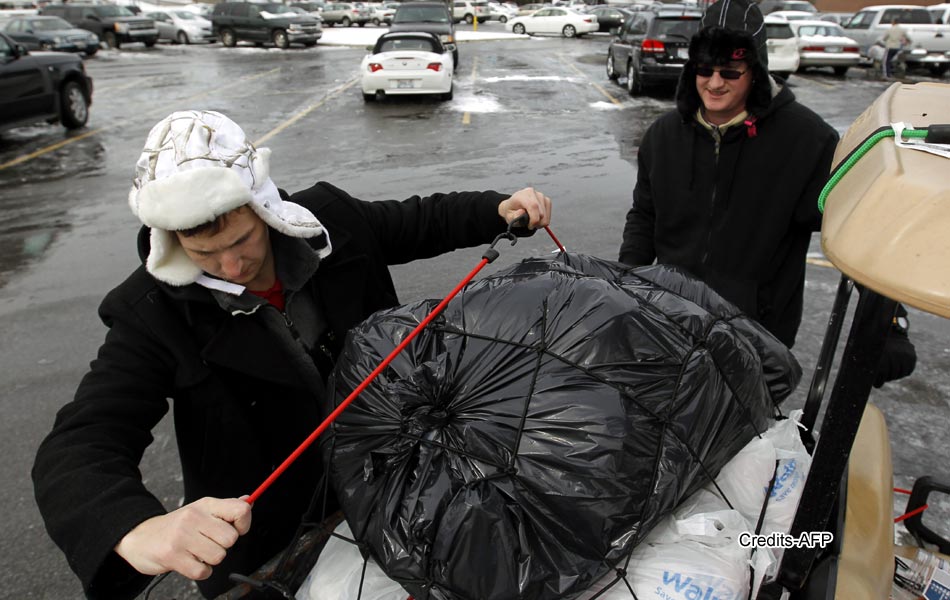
top-left (377, 30), bottom-right (439, 39)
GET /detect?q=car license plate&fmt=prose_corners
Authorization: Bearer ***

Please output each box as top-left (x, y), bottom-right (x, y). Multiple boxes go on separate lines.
top-left (395, 80), bottom-right (416, 89)
top-left (677, 48), bottom-right (689, 59)
top-left (825, 46), bottom-right (841, 53)
top-left (76, 41), bottom-right (85, 48)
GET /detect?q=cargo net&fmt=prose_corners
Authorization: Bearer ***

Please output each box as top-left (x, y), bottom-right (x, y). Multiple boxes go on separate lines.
top-left (265, 255), bottom-right (810, 600)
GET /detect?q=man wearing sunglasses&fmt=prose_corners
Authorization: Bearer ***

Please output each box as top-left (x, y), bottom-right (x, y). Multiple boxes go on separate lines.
top-left (619, 0), bottom-right (839, 349)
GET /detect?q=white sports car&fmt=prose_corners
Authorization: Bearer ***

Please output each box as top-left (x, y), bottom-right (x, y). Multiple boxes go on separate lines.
top-left (360, 31), bottom-right (454, 102)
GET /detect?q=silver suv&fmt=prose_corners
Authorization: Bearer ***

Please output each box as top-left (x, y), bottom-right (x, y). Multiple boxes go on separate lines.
top-left (321, 2), bottom-right (372, 26)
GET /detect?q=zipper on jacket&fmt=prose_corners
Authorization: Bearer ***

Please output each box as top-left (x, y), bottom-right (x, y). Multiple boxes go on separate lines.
top-left (701, 127), bottom-right (723, 267)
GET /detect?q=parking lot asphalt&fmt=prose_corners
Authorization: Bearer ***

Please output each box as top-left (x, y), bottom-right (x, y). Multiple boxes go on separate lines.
top-left (1, 25), bottom-right (948, 599)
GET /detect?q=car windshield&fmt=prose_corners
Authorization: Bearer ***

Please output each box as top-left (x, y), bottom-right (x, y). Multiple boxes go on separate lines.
top-left (765, 22), bottom-right (794, 38)
top-left (654, 17), bottom-right (700, 40)
top-left (95, 5), bottom-right (135, 17)
top-left (173, 11), bottom-right (198, 19)
top-left (377, 36), bottom-right (438, 52)
top-left (30, 17), bottom-right (73, 30)
top-left (393, 6), bottom-right (449, 22)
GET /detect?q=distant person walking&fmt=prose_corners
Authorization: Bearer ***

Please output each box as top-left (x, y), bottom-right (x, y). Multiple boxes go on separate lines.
top-left (882, 18), bottom-right (909, 78)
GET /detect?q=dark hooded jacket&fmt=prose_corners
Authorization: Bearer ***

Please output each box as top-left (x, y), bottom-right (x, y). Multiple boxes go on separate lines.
top-left (32, 182), bottom-right (511, 599)
top-left (619, 4), bottom-right (839, 348)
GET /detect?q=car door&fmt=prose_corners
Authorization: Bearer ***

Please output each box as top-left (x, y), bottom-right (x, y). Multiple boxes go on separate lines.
top-left (616, 15), bottom-right (645, 67)
top-left (3, 19), bottom-right (39, 50)
top-left (0, 34), bottom-right (55, 127)
top-left (842, 10), bottom-right (875, 53)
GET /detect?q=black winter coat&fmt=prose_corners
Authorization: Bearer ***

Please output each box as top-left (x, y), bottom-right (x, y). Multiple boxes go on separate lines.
top-left (32, 182), bottom-right (509, 599)
top-left (619, 84), bottom-right (839, 347)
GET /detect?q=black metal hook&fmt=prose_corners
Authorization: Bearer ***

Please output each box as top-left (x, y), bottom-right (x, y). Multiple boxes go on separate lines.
top-left (483, 214), bottom-right (530, 263)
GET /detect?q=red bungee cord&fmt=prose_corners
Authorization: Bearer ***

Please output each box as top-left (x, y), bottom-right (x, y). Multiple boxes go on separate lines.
top-left (247, 219), bottom-right (564, 505)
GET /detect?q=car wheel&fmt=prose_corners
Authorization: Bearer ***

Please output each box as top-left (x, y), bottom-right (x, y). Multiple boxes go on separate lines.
top-left (833, 66), bottom-right (848, 77)
top-left (372, 17), bottom-right (380, 25)
top-left (363, 92), bottom-right (374, 102)
top-left (512, 22), bottom-right (525, 34)
top-left (221, 29), bottom-right (236, 47)
top-left (272, 29), bottom-right (289, 49)
top-left (84, 47), bottom-right (98, 57)
top-left (465, 14), bottom-right (474, 24)
top-left (177, 31), bottom-right (190, 45)
top-left (304, 41), bottom-right (317, 47)
top-left (562, 24), bottom-right (576, 38)
top-left (453, 49), bottom-right (459, 68)
top-left (144, 38), bottom-right (156, 47)
top-left (499, 15), bottom-right (507, 23)
top-left (606, 51), bottom-right (619, 80)
top-left (59, 81), bottom-right (89, 129)
top-left (626, 61), bottom-right (641, 95)
top-left (442, 85), bottom-right (454, 101)
top-left (341, 16), bottom-right (351, 27)
top-left (103, 31), bottom-right (118, 49)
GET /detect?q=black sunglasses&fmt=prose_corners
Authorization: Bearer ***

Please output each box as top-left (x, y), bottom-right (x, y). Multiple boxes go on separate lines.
top-left (695, 65), bottom-right (747, 80)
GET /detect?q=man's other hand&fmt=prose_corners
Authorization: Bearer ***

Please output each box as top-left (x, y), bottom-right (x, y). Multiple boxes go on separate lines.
top-left (114, 496), bottom-right (252, 581)
top-left (498, 187), bottom-right (552, 230)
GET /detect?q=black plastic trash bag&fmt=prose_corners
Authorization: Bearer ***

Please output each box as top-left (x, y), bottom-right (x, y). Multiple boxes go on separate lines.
top-left (320, 254), bottom-right (801, 600)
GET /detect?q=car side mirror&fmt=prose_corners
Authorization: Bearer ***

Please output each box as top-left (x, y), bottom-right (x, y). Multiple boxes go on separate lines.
top-left (15, 43), bottom-right (28, 55)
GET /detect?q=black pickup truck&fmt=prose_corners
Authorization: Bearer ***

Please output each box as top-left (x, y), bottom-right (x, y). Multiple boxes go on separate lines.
top-left (0, 31), bottom-right (93, 132)
top-left (38, 3), bottom-right (158, 49)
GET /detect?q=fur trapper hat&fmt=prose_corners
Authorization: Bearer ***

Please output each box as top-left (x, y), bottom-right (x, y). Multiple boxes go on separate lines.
top-left (675, 0), bottom-right (772, 118)
top-left (128, 110), bottom-right (331, 286)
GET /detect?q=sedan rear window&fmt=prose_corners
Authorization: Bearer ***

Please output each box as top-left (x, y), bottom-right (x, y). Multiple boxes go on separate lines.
top-left (393, 6), bottom-right (450, 22)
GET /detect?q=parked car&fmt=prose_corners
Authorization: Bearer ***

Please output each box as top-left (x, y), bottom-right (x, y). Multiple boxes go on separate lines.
top-left (291, 1), bottom-right (327, 16)
top-left (789, 19), bottom-right (860, 76)
top-left (145, 9), bottom-right (214, 44)
top-left (321, 2), bottom-right (372, 26)
top-left (758, 0), bottom-right (817, 15)
top-left (817, 11), bottom-right (854, 25)
top-left (389, 2), bottom-right (457, 66)
top-left (487, 1), bottom-right (517, 23)
top-left (0, 31), bottom-right (92, 132)
top-left (367, 2), bottom-right (397, 25)
top-left (1, 15), bottom-right (99, 55)
top-left (38, 3), bottom-right (157, 49)
top-left (605, 6), bottom-right (701, 93)
top-left (506, 7), bottom-right (597, 37)
top-left (842, 5), bottom-right (950, 76)
top-left (360, 31), bottom-right (453, 101)
top-left (453, 0), bottom-right (491, 24)
top-left (768, 10), bottom-right (819, 21)
top-left (587, 6), bottom-right (633, 32)
top-left (211, 2), bottom-right (321, 48)
top-left (764, 15), bottom-right (800, 79)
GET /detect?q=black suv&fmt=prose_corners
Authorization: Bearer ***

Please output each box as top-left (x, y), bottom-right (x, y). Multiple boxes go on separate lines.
top-left (606, 6), bottom-right (702, 95)
top-left (0, 32), bottom-right (93, 133)
top-left (389, 2), bottom-right (457, 66)
top-left (39, 4), bottom-right (158, 49)
top-left (212, 2), bottom-right (322, 49)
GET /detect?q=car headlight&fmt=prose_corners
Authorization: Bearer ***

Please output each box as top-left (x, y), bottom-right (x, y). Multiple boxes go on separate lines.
top-left (114, 22), bottom-right (130, 33)
top-left (440, 34), bottom-right (453, 43)
top-left (53, 36), bottom-right (64, 44)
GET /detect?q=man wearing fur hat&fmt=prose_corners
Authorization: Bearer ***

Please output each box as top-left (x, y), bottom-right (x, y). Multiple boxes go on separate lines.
top-left (619, 0), bottom-right (839, 349)
top-left (32, 110), bottom-right (553, 599)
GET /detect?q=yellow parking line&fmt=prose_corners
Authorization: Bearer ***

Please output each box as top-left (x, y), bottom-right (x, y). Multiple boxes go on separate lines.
top-left (95, 76), bottom-right (160, 95)
top-left (0, 127), bottom-right (109, 171)
top-left (562, 57), bottom-right (622, 106)
top-left (462, 56), bottom-right (478, 125)
top-left (255, 77), bottom-right (360, 145)
top-left (802, 75), bottom-right (835, 89)
top-left (0, 68), bottom-right (282, 172)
